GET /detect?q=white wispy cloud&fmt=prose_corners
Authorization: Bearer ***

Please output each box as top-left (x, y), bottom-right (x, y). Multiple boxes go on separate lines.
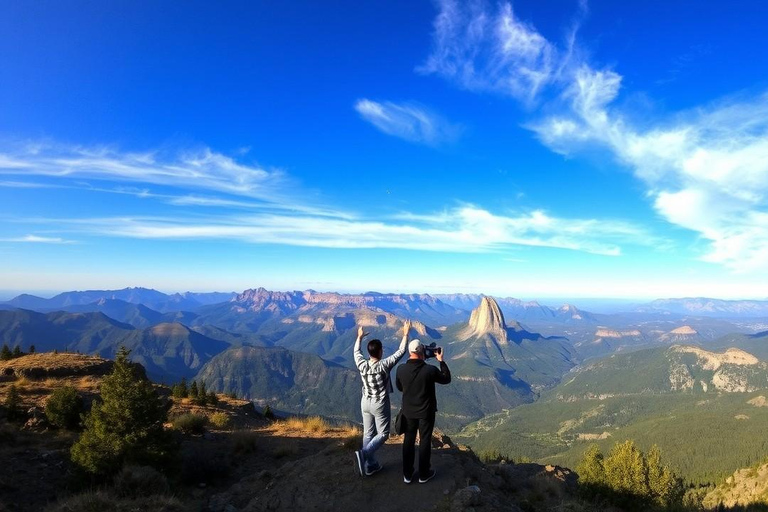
top-left (0, 139), bottom-right (653, 258)
top-left (0, 235), bottom-right (74, 244)
top-left (354, 99), bottom-right (460, 145)
top-left (32, 204), bottom-right (652, 256)
top-left (418, 0), bottom-right (577, 103)
top-left (421, 0), bottom-right (768, 272)
top-left (0, 142), bottom-right (291, 202)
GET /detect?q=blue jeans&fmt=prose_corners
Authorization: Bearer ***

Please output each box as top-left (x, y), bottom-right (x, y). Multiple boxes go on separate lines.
top-left (361, 395), bottom-right (390, 469)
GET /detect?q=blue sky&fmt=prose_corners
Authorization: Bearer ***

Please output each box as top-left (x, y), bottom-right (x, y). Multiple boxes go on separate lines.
top-left (2, 0), bottom-right (768, 299)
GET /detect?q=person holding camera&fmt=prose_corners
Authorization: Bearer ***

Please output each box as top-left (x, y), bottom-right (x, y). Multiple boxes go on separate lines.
top-left (353, 320), bottom-right (411, 477)
top-left (395, 339), bottom-right (451, 484)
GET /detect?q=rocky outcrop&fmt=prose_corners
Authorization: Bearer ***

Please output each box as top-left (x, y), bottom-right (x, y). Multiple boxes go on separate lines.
top-left (460, 297), bottom-right (508, 343)
top-left (671, 346), bottom-right (758, 370)
top-left (704, 462), bottom-right (768, 508)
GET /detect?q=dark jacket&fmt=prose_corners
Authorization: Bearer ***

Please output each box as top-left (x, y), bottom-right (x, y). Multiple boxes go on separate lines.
top-left (396, 359), bottom-right (451, 419)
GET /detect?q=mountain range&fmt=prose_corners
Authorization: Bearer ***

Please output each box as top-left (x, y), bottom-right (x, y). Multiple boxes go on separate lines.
top-left (457, 333), bottom-right (768, 484)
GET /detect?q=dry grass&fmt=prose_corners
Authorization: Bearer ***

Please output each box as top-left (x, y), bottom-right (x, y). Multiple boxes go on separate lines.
top-left (282, 416), bottom-right (331, 433)
top-left (208, 411), bottom-right (231, 429)
top-left (230, 430), bottom-right (259, 455)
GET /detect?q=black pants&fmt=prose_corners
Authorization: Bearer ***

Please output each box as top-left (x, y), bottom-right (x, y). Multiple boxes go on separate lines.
top-left (402, 413), bottom-right (435, 479)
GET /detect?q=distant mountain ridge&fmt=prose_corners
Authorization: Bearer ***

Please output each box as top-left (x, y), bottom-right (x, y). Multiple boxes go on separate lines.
top-left (228, 287), bottom-right (468, 325)
top-left (638, 297), bottom-right (768, 318)
top-left (4, 287), bottom-right (236, 313)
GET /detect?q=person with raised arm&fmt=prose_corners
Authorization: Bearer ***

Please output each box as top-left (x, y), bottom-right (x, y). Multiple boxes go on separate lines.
top-left (353, 319), bottom-right (410, 477)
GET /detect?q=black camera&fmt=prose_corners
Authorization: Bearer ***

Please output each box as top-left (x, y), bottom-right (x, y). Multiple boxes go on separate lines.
top-left (423, 342), bottom-right (442, 359)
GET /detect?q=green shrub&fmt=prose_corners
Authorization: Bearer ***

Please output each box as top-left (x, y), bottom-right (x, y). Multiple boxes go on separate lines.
top-left (172, 413), bottom-right (207, 435)
top-left (45, 386), bottom-right (84, 430)
top-left (207, 391), bottom-right (218, 405)
top-left (0, 344), bottom-right (11, 361)
top-left (70, 347), bottom-right (176, 477)
top-left (263, 404), bottom-right (275, 420)
top-left (576, 441), bottom-right (684, 510)
top-left (11, 346), bottom-right (22, 358)
top-left (208, 412), bottom-right (230, 429)
top-left (112, 465), bottom-right (170, 498)
top-left (3, 384), bottom-right (23, 421)
top-left (171, 378), bottom-right (188, 399)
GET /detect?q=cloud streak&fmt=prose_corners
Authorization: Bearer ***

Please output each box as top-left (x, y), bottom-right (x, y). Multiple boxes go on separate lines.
top-left (0, 235), bottom-right (74, 244)
top-left (422, 0), bottom-right (768, 272)
top-left (30, 204), bottom-right (652, 256)
top-left (354, 99), bottom-right (460, 145)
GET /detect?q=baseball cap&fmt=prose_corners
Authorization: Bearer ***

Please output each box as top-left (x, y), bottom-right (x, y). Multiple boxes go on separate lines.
top-left (408, 339), bottom-right (422, 353)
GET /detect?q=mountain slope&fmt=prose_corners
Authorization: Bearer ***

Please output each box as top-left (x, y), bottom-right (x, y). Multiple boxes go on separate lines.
top-left (196, 346), bottom-right (361, 420)
top-left (0, 310), bottom-right (232, 380)
top-left (458, 341), bottom-right (768, 485)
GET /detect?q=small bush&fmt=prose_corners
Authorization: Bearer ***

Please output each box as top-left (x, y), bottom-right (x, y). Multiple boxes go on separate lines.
top-left (3, 384), bottom-right (23, 421)
top-left (230, 430), bottom-right (259, 456)
top-left (46, 386), bottom-right (84, 430)
top-left (263, 404), bottom-right (275, 420)
top-left (208, 412), bottom-right (230, 429)
top-left (112, 465), bottom-right (170, 498)
top-left (172, 413), bottom-right (207, 435)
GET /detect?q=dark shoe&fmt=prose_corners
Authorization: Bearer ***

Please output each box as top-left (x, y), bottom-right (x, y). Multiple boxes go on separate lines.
top-left (403, 473), bottom-right (413, 484)
top-left (365, 462), bottom-right (382, 476)
top-left (354, 450), bottom-right (365, 477)
top-left (419, 469), bottom-right (436, 484)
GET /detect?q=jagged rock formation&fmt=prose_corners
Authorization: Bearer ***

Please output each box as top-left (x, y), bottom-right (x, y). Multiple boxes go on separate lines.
top-left (228, 288), bottom-right (465, 326)
top-left (460, 297), bottom-right (509, 343)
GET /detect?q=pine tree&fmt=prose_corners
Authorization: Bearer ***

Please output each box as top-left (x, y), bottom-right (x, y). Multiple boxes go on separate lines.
top-left (178, 377), bottom-right (188, 398)
top-left (70, 347), bottom-right (176, 476)
top-left (172, 377), bottom-right (189, 399)
top-left (577, 444), bottom-right (606, 487)
top-left (11, 345), bottom-right (22, 358)
top-left (199, 381), bottom-right (207, 404)
top-left (29, 345), bottom-right (36, 354)
top-left (190, 380), bottom-right (199, 401)
top-left (4, 384), bottom-right (22, 421)
top-left (207, 391), bottom-right (218, 405)
top-left (0, 344), bottom-right (11, 361)
top-left (603, 440), bottom-right (648, 497)
top-left (646, 445), bottom-right (683, 507)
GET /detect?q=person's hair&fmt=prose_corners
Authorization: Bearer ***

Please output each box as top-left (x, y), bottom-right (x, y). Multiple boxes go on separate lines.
top-left (367, 339), bottom-right (383, 359)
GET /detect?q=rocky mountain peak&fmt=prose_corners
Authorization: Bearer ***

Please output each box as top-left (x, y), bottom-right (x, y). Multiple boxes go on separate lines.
top-left (462, 296), bottom-right (508, 342)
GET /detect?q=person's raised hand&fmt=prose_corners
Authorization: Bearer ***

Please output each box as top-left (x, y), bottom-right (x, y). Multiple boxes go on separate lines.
top-left (403, 319), bottom-right (412, 336)
top-left (436, 347), bottom-right (445, 362)
top-left (357, 325), bottom-right (369, 339)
